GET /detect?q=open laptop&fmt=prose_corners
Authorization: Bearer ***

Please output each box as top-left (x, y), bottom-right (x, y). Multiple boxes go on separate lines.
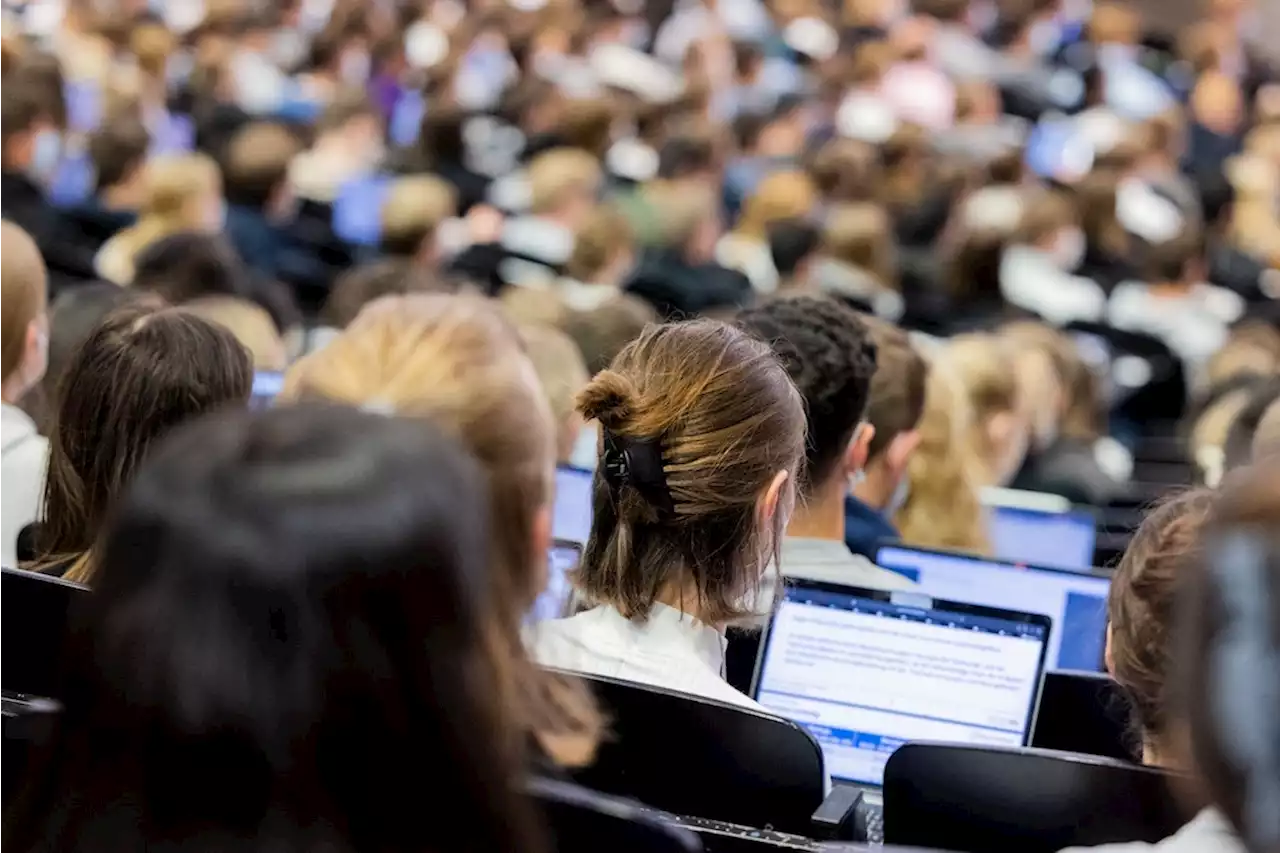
top-left (986, 504), bottom-right (1097, 571)
top-left (751, 580), bottom-right (1050, 819)
top-left (876, 544), bottom-right (1112, 671)
top-left (553, 465), bottom-right (594, 547)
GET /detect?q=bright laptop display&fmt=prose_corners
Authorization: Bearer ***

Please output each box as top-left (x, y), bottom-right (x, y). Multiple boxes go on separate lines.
top-left (251, 371), bottom-right (284, 409)
top-left (752, 582), bottom-right (1050, 786)
top-left (876, 545), bottom-right (1111, 671)
top-left (988, 505), bottom-right (1097, 571)
top-left (528, 540), bottom-right (582, 624)
top-left (553, 466), bottom-right (594, 546)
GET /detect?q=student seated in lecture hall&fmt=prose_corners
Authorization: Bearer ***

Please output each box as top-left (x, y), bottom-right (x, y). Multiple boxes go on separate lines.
top-left (528, 319), bottom-right (805, 712)
top-left (280, 294), bottom-right (602, 769)
top-left (737, 295), bottom-right (914, 591)
top-left (1064, 475), bottom-right (1256, 853)
top-left (6, 405), bottom-right (548, 853)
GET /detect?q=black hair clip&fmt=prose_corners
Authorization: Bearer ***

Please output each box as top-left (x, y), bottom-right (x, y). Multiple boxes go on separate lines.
top-left (602, 429), bottom-right (676, 518)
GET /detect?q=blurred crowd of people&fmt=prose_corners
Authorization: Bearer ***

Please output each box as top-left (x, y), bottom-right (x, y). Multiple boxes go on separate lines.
top-left (2, 0), bottom-right (1280, 849)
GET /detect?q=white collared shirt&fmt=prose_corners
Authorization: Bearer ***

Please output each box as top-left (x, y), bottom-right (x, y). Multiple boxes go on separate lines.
top-left (1, 403), bottom-right (48, 567)
top-left (780, 537), bottom-right (916, 591)
top-left (527, 602), bottom-right (765, 712)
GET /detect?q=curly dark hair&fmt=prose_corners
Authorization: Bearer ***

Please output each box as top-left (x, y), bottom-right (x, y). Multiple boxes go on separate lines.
top-left (737, 295), bottom-right (878, 497)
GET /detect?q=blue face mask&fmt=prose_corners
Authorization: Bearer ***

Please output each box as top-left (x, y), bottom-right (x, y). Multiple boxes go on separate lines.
top-left (30, 130), bottom-right (62, 182)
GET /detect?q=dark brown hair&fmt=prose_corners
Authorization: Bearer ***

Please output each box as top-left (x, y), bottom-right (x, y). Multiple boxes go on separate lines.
top-left (87, 115), bottom-right (151, 193)
top-left (1108, 488), bottom-right (1217, 749)
top-left (575, 320), bottom-right (805, 624)
top-left (31, 303), bottom-right (253, 583)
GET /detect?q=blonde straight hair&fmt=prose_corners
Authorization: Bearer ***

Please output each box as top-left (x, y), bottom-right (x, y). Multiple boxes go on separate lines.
top-left (280, 294), bottom-right (602, 766)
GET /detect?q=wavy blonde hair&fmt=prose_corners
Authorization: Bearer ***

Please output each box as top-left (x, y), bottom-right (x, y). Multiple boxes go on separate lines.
top-left (894, 358), bottom-right (990, 555)
top-left (280, 294), bottom-right (601, 767)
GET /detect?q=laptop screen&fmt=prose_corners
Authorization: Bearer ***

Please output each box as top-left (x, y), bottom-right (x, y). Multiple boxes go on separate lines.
top-left (876, 545), bottom-right (1111, 671)
top-left (528, 541), bottom-right (582, 624)
top-left (251, 371), bottom-right (284, 410)
top-left (988, 506), bottom-right (1096, 571)
top-left (753, 583), bottom-right (1049, 786)
top-left (553, 466), bottom-right (594, 546)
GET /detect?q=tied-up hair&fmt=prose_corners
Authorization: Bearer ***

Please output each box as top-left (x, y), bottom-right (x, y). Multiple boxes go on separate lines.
top-left (32, 302), bottom-right (253, 584)
top-left (575, 319), bottom-right (806, 625)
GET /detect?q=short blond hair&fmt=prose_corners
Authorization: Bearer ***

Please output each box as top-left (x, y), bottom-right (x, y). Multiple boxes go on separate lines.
top-left (105, 153), bottom-right (221, 282)
top-left (182, 296), bottom-right (287, 372)
top-left (566, 205), bottom-right (633, 282)
top-left (520, 323), bottom-right (589, 463)
top-left (528, 148), bottom-right (602, 215)
top-left (736, 171), bottom-right (817, 239)
top-left (821, 203), bottom-right (896, 287)
top-left (380, 175), bottom-right (457, 256)
top-left (224, 121), bottom-right (301, 208)
top-left (646, 182), bottom-right (718, 251)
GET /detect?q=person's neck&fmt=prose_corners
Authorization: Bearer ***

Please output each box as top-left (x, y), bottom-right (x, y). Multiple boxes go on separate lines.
top-left (655, 583), bottom-right (721, 630)
top-left (852, 465), bottom-right (891, 513)
top-left (101, 183), bottom-right (142, 211)
top-left (787, 479), bottom-right (847, 542)
top-left (2, 377), bottom-right (26, 405)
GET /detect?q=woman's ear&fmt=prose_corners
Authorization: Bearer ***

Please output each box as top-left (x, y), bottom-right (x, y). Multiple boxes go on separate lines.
top-left (759, 469), bottom-right (791, 528)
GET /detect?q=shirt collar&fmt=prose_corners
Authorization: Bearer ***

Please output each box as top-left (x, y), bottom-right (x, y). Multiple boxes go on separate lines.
top-left (611, 602), bottom-right (726, 677)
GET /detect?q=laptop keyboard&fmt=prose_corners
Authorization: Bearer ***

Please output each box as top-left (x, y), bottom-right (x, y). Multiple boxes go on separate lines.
top-left (652, 813), bottom-right (819, 849)
top-left (855, 796), bottom-right (884, 845)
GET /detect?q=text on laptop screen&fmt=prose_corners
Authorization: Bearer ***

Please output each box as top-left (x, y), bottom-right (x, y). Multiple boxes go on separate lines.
top-left (988, 506), bottom-right (1096, 571)
top-left (553, 466), bottom-right (594, 546)
top-left (754, 585), bottom-right (1048, 786)
top-left (876, 545), bottom-right (1111, 671)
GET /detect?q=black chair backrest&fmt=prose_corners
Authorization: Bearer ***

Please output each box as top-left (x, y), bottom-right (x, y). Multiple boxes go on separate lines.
top-left (883, 743), bottom-right (1189, 853)
top-left (1064, 321), bottom-right (1188, 429)
top-left (529, 776), bottom-right (703, 853)
top-left (1031, 670), bottom-right (1134, 761)
top-left (568, 672), bottom-right (826, 835)
top-left (1, 568), bottom-right (89, 699)
top-left (3, 693), bottom-right (60, 811)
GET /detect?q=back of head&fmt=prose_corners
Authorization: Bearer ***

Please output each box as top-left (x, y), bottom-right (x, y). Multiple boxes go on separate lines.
top-left (132, 232), bottom-right (249, 304)
top-left (560, 295), bottom-right (657, 375)
top-left (737, 296), bottom-right (877, 497)
top-left (1, 221), bottom-right (48, 388)
top-left (1224, 380), bottom-right (1280, 474)
top-left (87, 115), bottom-right (151, 194)
top-left (1107, 488), bottom-right (1217, 757)
top-left (140, 153), bottom-right (221, 222)
top-left (528, 147), bottom-right (602, 216)
top-left (1175, 458), bottom-right (1280, 853)
top-left (657, 132), bottom-right (716, 181)
top-left (379, 174), bottom-right (457, 257)
top-left (520, 323), bottom-right (589, 464)
top-left (807, 138), bottom-right (881, 204)
top-left (768, 218), bottom-right (822, 281)
top-left (323, 260), bottom-right (453, 329)
top-left (8, 404), bottom-right (543, 853)
top-left (36, 303), bottom-right (253, 582)
top-left (737, 171), bottom-right (818, 240)
top-left (566, 204), bottom-right (633, 283)
top-left (575, 319), bottom-right (805, 624)
top-left (895, 359), bottom-right (989, 553)
top-left (1002, 320), bottom-right (1103, 445)
top-left (182, 296), bottom-right (287, 372)
top-left (861, 315), bottom-right (928, 462)
top-left (223, 121), bottom-right (302, 208)
top-left (945, 333), bottom-right (1026, 485)
top-left (280, 295), bottom-right (600, 763)
top-left (1139, 224), bottom-right (1205, 284)
top-left (822, 203), bottom-right (897, 287)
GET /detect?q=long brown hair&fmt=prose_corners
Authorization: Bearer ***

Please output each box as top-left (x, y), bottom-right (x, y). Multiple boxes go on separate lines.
top-left (1107, 489), bottom-right (1216, 755)
top-left (280, 294), bottom-right (602, 767)
top-left (575, 319), bottom-right (805, 625)
top-left (31, 302), bottom-right (253, 582)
